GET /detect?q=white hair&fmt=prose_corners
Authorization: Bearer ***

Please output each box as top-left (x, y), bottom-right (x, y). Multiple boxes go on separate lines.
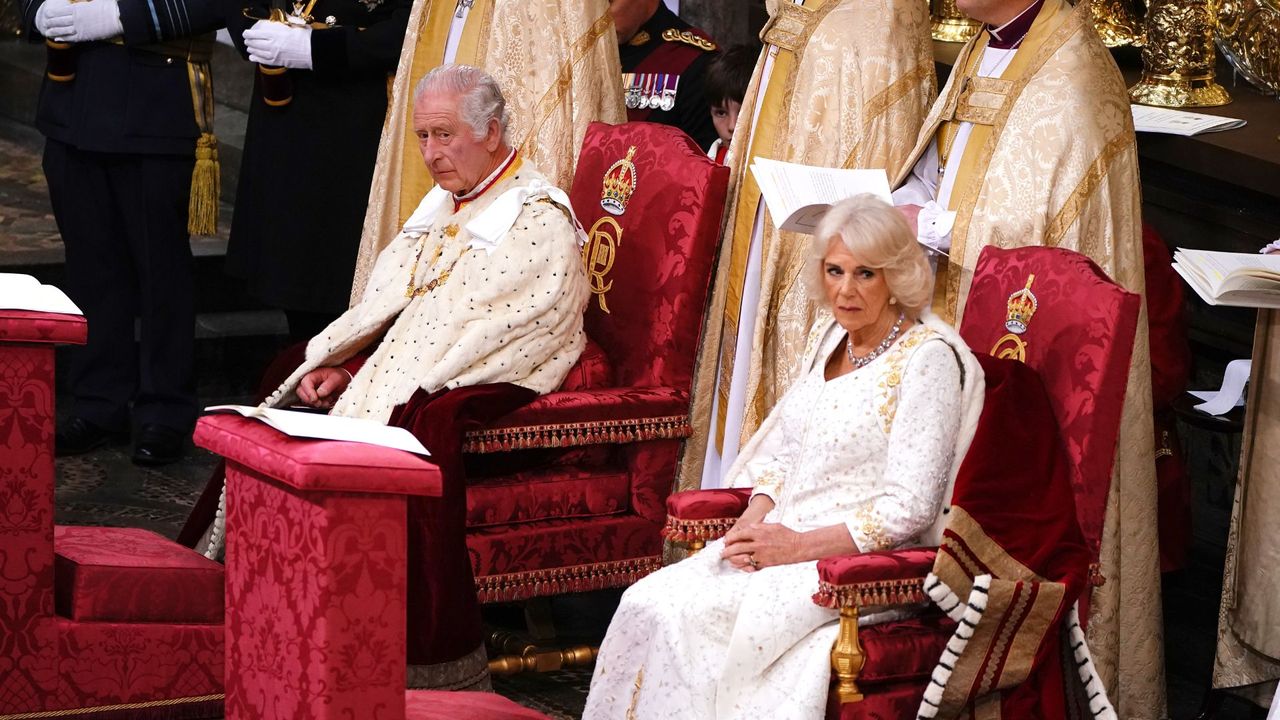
top-left (412, 64), bottom-right (510, 143)
top-left (805, 194), bottom-right (934, 318)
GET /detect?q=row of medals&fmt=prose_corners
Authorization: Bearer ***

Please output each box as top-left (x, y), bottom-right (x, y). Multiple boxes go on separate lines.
top-left (623, 72), bottom-right (679, 112)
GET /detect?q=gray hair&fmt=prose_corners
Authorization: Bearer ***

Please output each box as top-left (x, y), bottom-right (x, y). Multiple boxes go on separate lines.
top-left (412, 64), bottom-right (510, 143)
top-left (805, 194), bottom-right (933, 318)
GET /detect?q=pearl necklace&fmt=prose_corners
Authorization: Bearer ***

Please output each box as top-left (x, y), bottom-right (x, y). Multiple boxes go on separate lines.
top-left (846, 312), bottom-right (906, 369)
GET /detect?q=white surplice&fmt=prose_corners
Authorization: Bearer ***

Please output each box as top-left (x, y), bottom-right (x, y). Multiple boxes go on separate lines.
top-left (584, 318), bottom-right (984, 720)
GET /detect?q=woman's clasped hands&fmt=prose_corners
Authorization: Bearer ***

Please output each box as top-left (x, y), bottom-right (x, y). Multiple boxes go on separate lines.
top-left (721, 520), bottom-right (803, 572)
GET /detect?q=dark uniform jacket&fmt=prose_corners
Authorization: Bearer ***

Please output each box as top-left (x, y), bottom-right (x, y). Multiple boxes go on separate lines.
top-left (23, 0), bottom-right (231, 155)
top-left (224, 0), bottom-right (410, 315)
top-left (618, 3), bottom-right (718, 150)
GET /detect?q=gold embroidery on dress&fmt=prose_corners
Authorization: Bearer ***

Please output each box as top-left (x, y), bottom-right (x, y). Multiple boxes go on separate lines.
top-left (852, 504), bottom-right (892, 551)
top-left (754, 467), bottom-right (784, 498)
top-left (875, 326), bottom-right (935, 433)
top-left (625, 667), bottom-right (645, 719)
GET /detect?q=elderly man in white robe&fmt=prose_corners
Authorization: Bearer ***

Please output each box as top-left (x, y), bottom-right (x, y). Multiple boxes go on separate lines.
top-left (185, 63), bottom-right (590, 689)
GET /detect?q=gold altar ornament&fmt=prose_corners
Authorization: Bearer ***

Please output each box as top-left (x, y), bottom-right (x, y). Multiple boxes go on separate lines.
top-left (1091, 0), bottom-right (1147, 46)
top-left (930, 0), bottom-right (981, 43)
top-left (1216, 0), bottom-right (1280, 95)
top-left (1129, 0), bottom-right (1232, 107)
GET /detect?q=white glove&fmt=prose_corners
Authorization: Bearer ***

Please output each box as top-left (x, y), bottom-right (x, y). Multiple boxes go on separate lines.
top-left (1260, 239), bottom-right (1280, 256)
top-left (40, 0), bottom-right (123, 43)
top-left (244, 19), bottom-right (313, 70)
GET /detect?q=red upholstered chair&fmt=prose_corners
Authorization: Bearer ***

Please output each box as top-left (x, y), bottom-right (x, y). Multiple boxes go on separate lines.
top-left (459, 121), bottom-right (728, 668)
top-left (196, 414), bottom-right (549, 720)
top-left (0, 310), bottom-right (223, 719)
top-left (664, 246), bottom-right (1141, 716)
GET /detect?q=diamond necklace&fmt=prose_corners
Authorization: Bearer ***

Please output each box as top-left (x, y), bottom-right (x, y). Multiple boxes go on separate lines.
top-left (846, 312), bottom-right (906, 369)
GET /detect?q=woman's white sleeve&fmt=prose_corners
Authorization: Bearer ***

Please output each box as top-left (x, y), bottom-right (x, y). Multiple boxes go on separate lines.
top-left (846, 340), bottom-right (964, 551)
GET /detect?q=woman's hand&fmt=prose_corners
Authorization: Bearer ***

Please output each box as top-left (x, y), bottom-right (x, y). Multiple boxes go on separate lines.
top-left (296, 367), bottom-right (351, 409)
top-left (721, 521), bottom-right (802, 572)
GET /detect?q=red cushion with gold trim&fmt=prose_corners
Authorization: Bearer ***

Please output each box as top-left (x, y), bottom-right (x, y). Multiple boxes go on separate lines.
top-left (54, 526), bottom-right (224, 624)
top-left (406, 690), bottom-right (549, 719)
top-left (858, 612), bottom-right (953, 684)
top-left (466, 465), bottom-right (631, 528)
top-left (665, 487), bottom-right (752, 520)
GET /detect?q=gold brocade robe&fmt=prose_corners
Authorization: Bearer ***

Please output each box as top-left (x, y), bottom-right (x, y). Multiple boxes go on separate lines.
top-left (679, 0), bottom-right (935, 490)
top-left (349, 0), bottom-right (625, 299)
top-left (891, 1), bottom-right (1164, 716)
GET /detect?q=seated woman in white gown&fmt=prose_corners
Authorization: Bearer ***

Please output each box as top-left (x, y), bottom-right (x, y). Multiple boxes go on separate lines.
top-left (583, 195), bottom-right (985, 720)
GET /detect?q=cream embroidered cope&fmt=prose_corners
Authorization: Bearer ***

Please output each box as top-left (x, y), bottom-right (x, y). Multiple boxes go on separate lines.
top-left (266, 164), bottom-right (589, 424)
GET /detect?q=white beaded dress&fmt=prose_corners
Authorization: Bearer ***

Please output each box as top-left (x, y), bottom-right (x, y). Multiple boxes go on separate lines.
top-left (583, 316), bottom-right (983, 720)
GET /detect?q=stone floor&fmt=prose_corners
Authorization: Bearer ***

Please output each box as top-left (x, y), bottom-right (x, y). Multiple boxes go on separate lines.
top-left (1, 58), bottom-right (1271, 720)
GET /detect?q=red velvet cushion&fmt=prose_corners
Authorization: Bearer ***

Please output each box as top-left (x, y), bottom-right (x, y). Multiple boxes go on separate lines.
top-left (0, 309), bottom-right (86, 345)
top-left (557, 337), bottom-right (613, 392)
top-left (817, 548), bottom-right (938, 587)
top-left (829, 678), bottom-right (929, 720)
top-left (54, 526), bottom-right (224, 624)
top-left (857, 612), bottom-right (954, 684)
top-left (467, 465), bottom-right (630, 528)
top-left (958, 246), bottom-right (1139, 564)
top-left (665, 487), bottom-right (752, 520)
top-left (406, 690), bottom-right (549, 719)
top-left (570, 121), bottom-right (729, 389)
top-left (482, 386), bottom-right (690, 431)
top-left (194, 414), bottom-right (443, 496)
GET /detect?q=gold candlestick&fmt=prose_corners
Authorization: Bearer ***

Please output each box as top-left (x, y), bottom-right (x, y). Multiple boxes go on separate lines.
top-left (931, 0), bottom-right (981, 43)
top-left (1129, 0), bottom-right (1232, 107)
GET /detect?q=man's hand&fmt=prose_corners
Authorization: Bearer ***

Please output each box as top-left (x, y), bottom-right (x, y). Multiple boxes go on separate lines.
top-left (296, 367), bottom-right (351, 409)
top-left (37, 0), bottom-right (123, 43)
top-left (721, 521), bottom-right (802, 572)
top-left (897, 203), bottom-right (922, 235)
top-left (244, 20), bottom-right (313, 69)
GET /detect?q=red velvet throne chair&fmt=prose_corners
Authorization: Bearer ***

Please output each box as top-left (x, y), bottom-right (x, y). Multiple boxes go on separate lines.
top-left (664, 246), bottom-right (1141, 717)
top-left (0, 309), bottom-right (223, 719)
top-left (458, 121), bottom-right (729, 671)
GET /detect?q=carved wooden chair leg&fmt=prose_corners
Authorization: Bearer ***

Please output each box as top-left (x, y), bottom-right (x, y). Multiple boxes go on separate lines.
top-left (487, 629), bottom-right (599, 676)
top-left (831, 606), bottom-right (866, 704)
top-left (687, 539), bottom-right (706, 554)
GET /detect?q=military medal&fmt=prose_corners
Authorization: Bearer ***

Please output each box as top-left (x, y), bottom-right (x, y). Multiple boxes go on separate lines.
top-left (640, 74), bottom-right (655, 109)
top-left (659, 74), bottom-right (678, 112)
top-left (624, 73), bottom-right (640, 110)
top-left (652, 74), bottom-right (667, 111)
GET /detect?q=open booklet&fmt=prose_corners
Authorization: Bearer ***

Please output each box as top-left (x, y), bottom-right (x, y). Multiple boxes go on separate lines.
top-left (1131, 105), bottom-right (1246, 136)
top-left (204, 405), bottom-right (431, 456)
top-left (1172, 248), bottom-right (1280, 309)
top-left (0, 273), bottom-right (82, 315)
top-left (749, 157), bottom-right (893, 234)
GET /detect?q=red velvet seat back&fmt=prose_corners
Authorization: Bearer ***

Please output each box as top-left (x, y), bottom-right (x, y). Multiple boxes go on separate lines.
top-left (569, 122), bottom-right (729, 389)
top-left (957, 246), bottom-right (1140, 565)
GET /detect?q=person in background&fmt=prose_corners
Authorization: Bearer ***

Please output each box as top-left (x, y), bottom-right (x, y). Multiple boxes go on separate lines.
top-left (703, 42), bottom-right (759, 163)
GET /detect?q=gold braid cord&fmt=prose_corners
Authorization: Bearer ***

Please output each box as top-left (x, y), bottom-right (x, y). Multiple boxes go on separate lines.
top-left (462, 415), bottom-right (691, 453)
top-left (476, 556), bottom-right (662, 603)
top-left (0, 695), bottom-right (224, 720)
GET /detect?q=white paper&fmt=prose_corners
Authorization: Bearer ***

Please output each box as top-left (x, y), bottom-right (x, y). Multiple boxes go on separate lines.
top-left (0, 273), bottom-right (82, 315)
top-left (1131, 105), bottom-right (1246, 136)
top-left (1191, 358), bottom-right (1252, 416)
top-left (750, 157), bottom-right (892, 234)
top-left (205, 405), bottom-right (430, 456)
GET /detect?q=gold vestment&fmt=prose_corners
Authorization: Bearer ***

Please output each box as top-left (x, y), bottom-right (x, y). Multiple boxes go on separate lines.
top-left (891, 1), bottom-right (1163, 716)
top-left (350, 0), bottom-right (625, 299)
top-left (679, 0), bottom-right (935, 490)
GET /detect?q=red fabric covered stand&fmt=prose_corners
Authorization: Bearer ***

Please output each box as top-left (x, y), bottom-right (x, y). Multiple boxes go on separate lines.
top-left (0, 309), bottom-right (224, 720)
top-left (196, 414), bottom-right (548, 720)
top-left (663, 246), bottom-right (1140, 718)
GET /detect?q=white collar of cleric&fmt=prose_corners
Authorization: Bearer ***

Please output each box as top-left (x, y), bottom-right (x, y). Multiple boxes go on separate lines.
top-left (400, 179), bottom-right (588, 254)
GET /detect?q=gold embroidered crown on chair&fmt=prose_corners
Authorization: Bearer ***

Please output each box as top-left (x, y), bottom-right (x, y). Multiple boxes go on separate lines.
top-left (1004, 275), bottom-right (1038, 334)
top-left (600, 146), bottom-right (639, 216)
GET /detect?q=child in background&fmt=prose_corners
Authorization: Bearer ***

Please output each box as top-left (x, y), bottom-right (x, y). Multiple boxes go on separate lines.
top-left (704, 43), bottom-right (760, 164)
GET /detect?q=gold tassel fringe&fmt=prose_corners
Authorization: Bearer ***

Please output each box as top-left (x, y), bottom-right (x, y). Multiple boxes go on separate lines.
top-left (188, 132), bottom-right (220, 236)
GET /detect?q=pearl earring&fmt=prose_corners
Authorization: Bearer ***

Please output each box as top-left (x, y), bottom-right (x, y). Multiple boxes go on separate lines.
top-left (890, 297), bottom-right (898, 305)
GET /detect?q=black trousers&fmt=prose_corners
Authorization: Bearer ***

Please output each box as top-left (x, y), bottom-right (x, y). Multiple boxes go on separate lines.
top-left (43, 139), bottom-right (197, 434)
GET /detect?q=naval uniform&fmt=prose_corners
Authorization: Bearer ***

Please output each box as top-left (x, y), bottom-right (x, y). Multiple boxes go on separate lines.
top-left (23, 0), bottom-right (232, 437)
top-left (618, 3), bottom-right (718, 150)
top-left (224, 0), bottom-right (410, 337)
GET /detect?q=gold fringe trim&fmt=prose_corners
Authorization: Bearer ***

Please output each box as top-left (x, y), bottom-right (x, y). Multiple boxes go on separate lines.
top-left (812, 577), bottom-right (928, 609)
top-left (476, 556), bottom-right (661, 603)
top-left (0, 694), bottom-right (224, 720)
top-left (661, 516), bottom-right (738, 542)
top-left (462, 415), bottom-right (691, 453)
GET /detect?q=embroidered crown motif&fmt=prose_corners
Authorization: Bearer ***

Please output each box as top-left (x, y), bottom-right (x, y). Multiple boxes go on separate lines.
top-left (1004, 275), bottom-right (1037, 334)
top-left (600, 146), bottom-right (638, 216)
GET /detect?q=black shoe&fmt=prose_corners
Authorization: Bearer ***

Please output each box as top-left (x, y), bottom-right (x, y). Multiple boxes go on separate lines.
top-left (56, 416), bottom-right (128, 456)
top-left (132, 424), bottom-right (186, 467)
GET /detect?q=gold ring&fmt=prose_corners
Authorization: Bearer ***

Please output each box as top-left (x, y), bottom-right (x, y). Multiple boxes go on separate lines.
top-left (748, 555), bottom-right (759, 569)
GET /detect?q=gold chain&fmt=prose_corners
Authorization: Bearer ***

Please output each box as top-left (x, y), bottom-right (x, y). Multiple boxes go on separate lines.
top-left (405, 224), bottom-right (469, 298)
